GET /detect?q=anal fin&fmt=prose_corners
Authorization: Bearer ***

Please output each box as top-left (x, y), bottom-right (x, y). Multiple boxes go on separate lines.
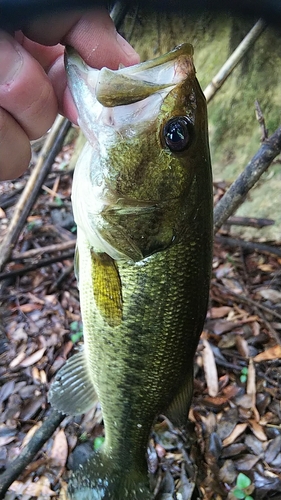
top-left (48, 348), bottom-right (97, 416)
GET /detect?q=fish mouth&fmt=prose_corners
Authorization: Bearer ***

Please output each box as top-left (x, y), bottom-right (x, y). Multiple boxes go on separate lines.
top-left (65, 43), bottom-right (194, 106)
top-left (65, 44), bottom-right (195, 142)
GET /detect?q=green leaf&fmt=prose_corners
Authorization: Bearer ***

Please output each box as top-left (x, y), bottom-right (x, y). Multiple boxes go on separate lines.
top-left (70, 321), bottom-right (79, 331)
top-left (71, 331), bottom-right (83, 343)
top-left (55, 196), bottom-right (63, 206)
top-left (236, 473), bottom-right (251, 490)
top-left (241, 367), bottom-right (248, 375)
top-left (233, 489), bottom-right (245, 499)
top-left (245, 496), bottom-right (254, 500)
top-left (94, 437), bottom-right (105, 450)
top-left (240, 374), bottom-right (247, 383)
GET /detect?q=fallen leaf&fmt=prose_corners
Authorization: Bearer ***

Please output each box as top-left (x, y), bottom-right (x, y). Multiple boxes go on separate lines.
top-left (247, 359), bottom-right (256, 396)
top-left (20, 347), bottom-right (46, 367)
top-left (258, 288), bottom-right (281, 303)
top-left (248, 419), bottom-right (267, 441)
top-left (18, 303), bottom-right (42, 313)
top-left (9, 351), bottom-right (26, 368)
top-left (254, 345), bottom-right (281, 362)
top-left (236, 336), bottom-right (249, 358)
top-left (209, 306), bottom-right (232, 319)
top-left (235, 453), bottom-right (261, 470)
top-left (222, 423), bottom-right (248, 447)
top-left (21, 423), bottom-right (42, 449)
top-left (202, 339), bottom-right (219, 397)
top-left (50, 429), bottom-right (68, 467)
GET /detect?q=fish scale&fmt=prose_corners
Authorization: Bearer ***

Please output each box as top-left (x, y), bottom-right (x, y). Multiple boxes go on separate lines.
top-left (49, 43), bottom-right (213, 499)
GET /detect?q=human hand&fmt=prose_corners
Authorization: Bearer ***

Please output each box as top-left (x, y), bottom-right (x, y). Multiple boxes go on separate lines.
top-left (0, 9), bottom-right (139, 180)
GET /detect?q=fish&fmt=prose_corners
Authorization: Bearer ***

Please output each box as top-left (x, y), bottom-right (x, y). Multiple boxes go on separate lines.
top-left (49, 43), bottom-right (213, 500)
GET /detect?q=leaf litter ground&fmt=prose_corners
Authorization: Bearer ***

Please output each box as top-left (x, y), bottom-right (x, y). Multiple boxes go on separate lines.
top-left (0, 136), bottom-right (281, 500)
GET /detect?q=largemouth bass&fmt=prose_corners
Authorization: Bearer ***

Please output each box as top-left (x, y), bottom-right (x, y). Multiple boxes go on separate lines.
top-left (49, 43), bottom-right (213, 499)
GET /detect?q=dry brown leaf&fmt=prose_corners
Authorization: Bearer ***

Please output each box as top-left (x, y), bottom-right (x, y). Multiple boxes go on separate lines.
top-left (249, 419), bottom-right (267, 441)
top-left (209, 306), bottom-right (232, 319)
top-left (202, 338), bottom-right (219, 397)
top-left (9, 350), bottom-right (26, 368)
top-left (18, 303), bottom-right (42, 313)
top-left (254, 344), bottom-right (281, 362)
top-left (9, 479), bottom-right (32, 495)
top-left (0, 207), bottom-right (6, 218)
top-left (222, 422), bottom-right (248, 447)
top-left (236, 335), bottom-right (249, 358)
top-left (25, 476), bottom-right (56, 496)
top-left (10, 476), bottom-right (56, 497)
top-left (252, 321), bottom-right (260, 336)
top-left (247, 359), bottom-right (256, 396)
top-left (21, 423), bottom-right (42, 449)
top-left (59, 481), bottom-right (68, 500)
top-left (258, 288), bottom-right (281, 303)
top-left (222, 384), bottom-right (240, 399)
top-left (20, 347), bottom-right (46, 368)
top-left (50, 429), bottom-right (68, 467)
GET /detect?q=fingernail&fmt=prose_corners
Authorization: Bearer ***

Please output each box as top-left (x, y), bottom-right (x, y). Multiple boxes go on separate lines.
top-left (0, 34), bottom-right (23, 85)
top-left (116, 33), bottom-right (139, 62)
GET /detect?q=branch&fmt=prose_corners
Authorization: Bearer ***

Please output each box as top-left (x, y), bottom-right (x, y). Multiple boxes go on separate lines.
top-left (11, 240), bottom-right (76, 261)
top-left (224, 216), bottom-right (274, 228)
top-left (0, 116), bottom-right (71, 272)
top-left (204, 19), bottom-right (266, 103)
top-left (215, 235), bottom-right (281, 258)
top-left (214, 126), bottom-right (281, 233)
top-left (0, 409), bottom-right (65, 499)
top-left (0, 251), bottom-right (75, 282)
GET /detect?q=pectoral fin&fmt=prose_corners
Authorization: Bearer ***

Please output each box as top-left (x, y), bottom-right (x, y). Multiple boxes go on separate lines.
top-left (92, 251), bottom-right (123, 327)
top-left (48, 349), bottom-right (97, 416)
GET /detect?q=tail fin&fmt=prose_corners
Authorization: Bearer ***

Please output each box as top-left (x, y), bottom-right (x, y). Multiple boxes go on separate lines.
top-left (68, 450), bottom-right (152, 500)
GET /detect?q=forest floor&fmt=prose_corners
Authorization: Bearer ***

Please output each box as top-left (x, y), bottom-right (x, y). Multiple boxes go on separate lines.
top-left (0, 129), bottom-right (281, 500)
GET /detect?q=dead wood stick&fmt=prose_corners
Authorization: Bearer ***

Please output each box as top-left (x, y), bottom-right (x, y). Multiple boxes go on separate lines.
top-left (0, 116), bottom-right (71, 272)
top-left (0, 409), bottom-right (65, 499)
top-left (215, 235), bottom-right (281, 258)
top-left (204, 19), bottom-right (266, 103)
top-left (224, 216), bottom-right (274, 228)
top-left (0, 251), bottom-right (75, 281)
top-left (12, 240), bottom-right (76, 261)
top-left (213, 126), bottom-right (281, 233)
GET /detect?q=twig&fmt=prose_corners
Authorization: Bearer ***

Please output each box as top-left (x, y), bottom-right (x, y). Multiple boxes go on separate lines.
top-left (255, 100), bottom-right (268, 141)
top-left (213, 126), bottom-right (281, 233)
top-left (215, 235), bottom-right (281, 258)
top-left (204, 19), bottom-right (266, 103)
top-left (215, 282), bottom-right (281, 323)
top-left (0, 409), bottom-right (65, 499)
top-left (0, 170), bottom-right (74, 210)
top-left (0, 116), bottom-right (71, 272)
top-left (11, 240), bottom-right (76, 261)
top-left (0, 251), bottom-right (75, 281)
top-left (49, 263), bottom-right (75, 292)
top-left (224, 216), bottom-right (274, 228)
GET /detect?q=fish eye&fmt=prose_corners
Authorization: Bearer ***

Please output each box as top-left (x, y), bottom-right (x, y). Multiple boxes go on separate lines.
top-left (163, 116), bottom-right (194, 152)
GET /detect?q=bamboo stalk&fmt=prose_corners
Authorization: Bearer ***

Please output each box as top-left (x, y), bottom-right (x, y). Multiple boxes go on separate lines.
top-left (204, 19), bottom-right (266, 103)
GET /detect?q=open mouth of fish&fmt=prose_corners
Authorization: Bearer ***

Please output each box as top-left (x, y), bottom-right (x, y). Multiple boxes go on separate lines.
top-left (65, 43), bottom-right (195, 141)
